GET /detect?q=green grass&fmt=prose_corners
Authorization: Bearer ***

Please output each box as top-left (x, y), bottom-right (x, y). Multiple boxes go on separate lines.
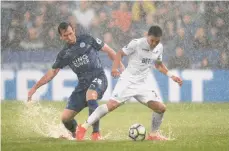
top-left (1, 102), bottom-right (229, 151)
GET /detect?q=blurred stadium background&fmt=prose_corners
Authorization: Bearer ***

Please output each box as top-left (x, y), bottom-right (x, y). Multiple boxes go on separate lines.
top-left (1, 1), bottom-right (229, 102)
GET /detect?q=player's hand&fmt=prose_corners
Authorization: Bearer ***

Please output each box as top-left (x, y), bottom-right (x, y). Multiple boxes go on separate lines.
top-left (120, 63), bottom-right (125, 73)
top-left (171, 76), bottom-right (183, 86)
top-left (27, 87), bottom-right (36, 102)
top-left (111, 68), bottom-right (121, 78)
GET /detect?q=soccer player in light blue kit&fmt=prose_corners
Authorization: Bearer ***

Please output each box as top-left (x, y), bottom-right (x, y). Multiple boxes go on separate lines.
top-left (76, 25), bottom-right (183, 141)
top-left (27, 22), bottom-right (124, 140)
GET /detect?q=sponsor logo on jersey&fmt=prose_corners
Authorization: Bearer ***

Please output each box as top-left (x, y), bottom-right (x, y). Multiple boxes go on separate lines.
top-left (142, 58), bottom-right (152, 64)
top-left (72, 54), bottom-right (89, 67)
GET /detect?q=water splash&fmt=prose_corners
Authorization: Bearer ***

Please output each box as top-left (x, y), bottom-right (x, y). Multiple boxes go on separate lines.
top-left (15, 102), bottom-right (175, 141)
top-left (16, 102), bottom-right (128, 140)
top-left (17, 102), bottom-right (69, 139)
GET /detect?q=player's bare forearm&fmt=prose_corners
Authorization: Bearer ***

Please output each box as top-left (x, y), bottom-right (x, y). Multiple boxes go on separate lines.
top-left (111, 50), bottom-right (126, 77)
top-left (102, 44), bottom-right (125, 70)
top-left (112, 50), bottom-right (123, 69)
top-left (33, 68), bottom-right (60, 90)
top-left (28, 68), bottom-right (60, 101)
top-left (101, 44), bottom-right (116, 61)
top-left (154, 62), bottom-right (169, 75)
top-left (155, 62), bottom-right (183, 86)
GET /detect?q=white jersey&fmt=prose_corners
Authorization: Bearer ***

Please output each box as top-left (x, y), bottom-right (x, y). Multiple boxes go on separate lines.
top-left (121, 37), bottom-right (163, 83)
top-left (111, 37), bottom-right (163, 103)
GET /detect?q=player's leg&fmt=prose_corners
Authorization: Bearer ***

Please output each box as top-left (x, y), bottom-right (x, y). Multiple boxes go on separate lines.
top-left (76, 78), bottom-right (132, 141)
top-left (84, 77), bottom-right (132, 129)
top-left (147, 100), bottom-right (166, 138)
top-left (86, 89), bottom-right (102, 140)
top-left (76, 99), bottom-right (123, 140)
top-left (62, 90), bottom-right (87, 138)
top-left (85, 74), bottom-right (108, 140)
top-left (84, 99), bottom-right (122, 128)
top-left (135, 90), bottom-right (167, 140)
top-left (86, 89), bottom-right (100, 133)
top-left (61, 109), bottom-right (78, 138)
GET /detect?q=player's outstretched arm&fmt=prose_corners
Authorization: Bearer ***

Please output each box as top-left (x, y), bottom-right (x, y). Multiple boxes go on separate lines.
top-left (101, 44), bottom-right (116, 61)
top-left (101, 44), bottom-right (125, 72)
top-left (155, 62), bottom-right (183, 86)
top-left (111, 50), bottom-right (126, 77)
top-left (27, 68), bottom-right (60, 101)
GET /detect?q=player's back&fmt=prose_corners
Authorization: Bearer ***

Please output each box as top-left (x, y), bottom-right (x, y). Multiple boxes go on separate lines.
top-left (121, 37), bottom-right (163, 82)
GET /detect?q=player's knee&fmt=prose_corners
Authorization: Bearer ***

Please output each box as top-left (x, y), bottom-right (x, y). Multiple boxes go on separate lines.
top-left (61, 115), bottom-right (71, 123)
top-left (107, 100), bottom-right (120, 111)
top-left (86, 90), bottom-right (98, 101)
top-left (61, 113), bottom-right (73, 123)
top-left (160, 103), bottom-right (166, 113)
top-left (148, 101), bottom-right (166, 113)
top-left (154, 103), bottom-right (166, 113)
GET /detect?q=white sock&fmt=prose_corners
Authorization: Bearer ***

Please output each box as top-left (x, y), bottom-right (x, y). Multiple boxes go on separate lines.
top-left (82, 104), bottom-right (109, 129)
top-left (151, 112), bottom-right (164, 132)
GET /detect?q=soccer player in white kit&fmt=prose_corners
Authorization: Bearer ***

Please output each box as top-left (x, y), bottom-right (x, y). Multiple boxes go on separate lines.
top-left (76, 25), bottom-right (183, 141)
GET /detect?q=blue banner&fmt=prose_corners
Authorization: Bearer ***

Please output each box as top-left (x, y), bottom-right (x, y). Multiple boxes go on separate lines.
top-left (1, 69), bottom-right (229, 102)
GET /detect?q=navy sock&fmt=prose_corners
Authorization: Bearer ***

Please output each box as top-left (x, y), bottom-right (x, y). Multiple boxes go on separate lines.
top-left (62, 119), bottom-right (77, 136)
top-left (88, 100), bottom-right (99, 133)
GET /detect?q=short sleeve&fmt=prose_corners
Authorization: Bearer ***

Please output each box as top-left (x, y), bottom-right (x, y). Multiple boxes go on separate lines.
top-left (155, 44), bottom-right (163, 63)
top-left (91, 36), bottom-right (104, 51)
top-left (52, 53), bottom-right (69, 69)
top-left (122, 39), bottom-right (138, 55)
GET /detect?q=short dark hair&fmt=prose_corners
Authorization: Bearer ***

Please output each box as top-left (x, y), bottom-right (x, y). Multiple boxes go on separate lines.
top-left (58, 22), bottom-right (73, 35)
top-left (148, 25), bottom-right (162, 37)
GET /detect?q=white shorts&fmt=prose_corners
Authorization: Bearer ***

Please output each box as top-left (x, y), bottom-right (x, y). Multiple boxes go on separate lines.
top-left (111, 77), bottom-right (162, 104)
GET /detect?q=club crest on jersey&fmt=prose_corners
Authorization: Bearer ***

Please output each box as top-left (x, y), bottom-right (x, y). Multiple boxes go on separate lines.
top-left (80, 42), bottom-right (86, 48)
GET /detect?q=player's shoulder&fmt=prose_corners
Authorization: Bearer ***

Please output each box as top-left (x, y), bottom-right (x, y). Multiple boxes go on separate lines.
top-left (77, 34), bottom-right (93, 42)
top-left (57, 49), bottom-right (68, 59)
top-left (155, 43), bottom-right (163, 51)
top-left (57, 44), bottom-right (71, 59)
top-left (128, 38), bottom-right (142, 47)
top-left (130, 38), bottom-right (142, 43)
top-left (138, 37), bottom-right (149, 46)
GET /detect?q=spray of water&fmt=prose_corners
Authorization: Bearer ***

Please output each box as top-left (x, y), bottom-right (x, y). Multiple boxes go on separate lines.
top-left (17, 102), bottom-right (70, 139)
top-left (15, 102), bottom-right (127, 140)
top-left (15, 102), bottom-right (174, 141)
